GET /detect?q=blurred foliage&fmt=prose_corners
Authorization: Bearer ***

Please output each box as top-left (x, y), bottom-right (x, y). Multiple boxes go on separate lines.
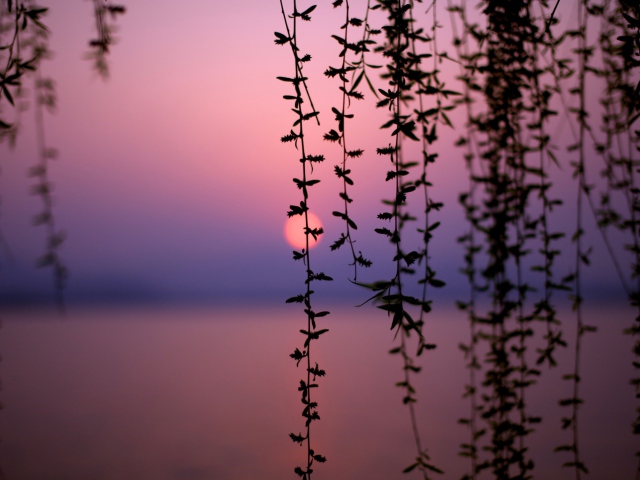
top-left (0, 1), bottom-right (125, 309)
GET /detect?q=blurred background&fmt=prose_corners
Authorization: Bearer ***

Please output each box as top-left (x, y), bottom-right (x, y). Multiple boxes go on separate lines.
top-left (0, 0), bottom-right (629, 307)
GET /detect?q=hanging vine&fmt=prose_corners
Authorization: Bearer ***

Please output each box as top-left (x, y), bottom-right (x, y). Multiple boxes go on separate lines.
top-left (0, 1), bottom-right (48, 144)
top-left (273, 0), bottom-right (640, 478)
top-left (325, 0), bottom-right (373, 279)
top-left (531, 0), bottom-right (569, 378)
top-left (448, 0), bottom-right (569, 476)
top-left (554, 2), bottom-right (599, 477)
top-left (277, 2), bottom-right (331, 479)
top-left (30, 70), bottom-right (68, 312)
top-left (448, 0), bottom-right (484, 475)
top-left (0, 2), bottom-right (68, 309)
top-left (471, 2), bottom-right (528, 476)
top-left (593, 0), bottom-right (640, 474)
top-left (87, 0), bottom-right (126, 78)
top-left (353, 0), bottom-right (445, 476)
top-left (0, 1), bottom-right (126, 308)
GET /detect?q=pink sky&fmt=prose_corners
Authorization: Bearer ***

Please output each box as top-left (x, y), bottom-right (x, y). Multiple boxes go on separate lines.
top-left (0, 0), bottom-right (630, 304)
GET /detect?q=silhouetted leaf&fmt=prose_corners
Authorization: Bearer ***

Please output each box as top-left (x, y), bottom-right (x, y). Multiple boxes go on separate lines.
top-left (274, 31), bottom-right (290, 45)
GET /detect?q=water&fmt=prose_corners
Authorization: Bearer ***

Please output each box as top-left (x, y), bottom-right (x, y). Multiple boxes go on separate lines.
top-left (0, 304), bottom-right (636, 479)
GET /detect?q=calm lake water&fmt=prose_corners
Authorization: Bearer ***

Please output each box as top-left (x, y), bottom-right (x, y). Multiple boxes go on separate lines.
top-left (0, 303), bottom-right (636, 479)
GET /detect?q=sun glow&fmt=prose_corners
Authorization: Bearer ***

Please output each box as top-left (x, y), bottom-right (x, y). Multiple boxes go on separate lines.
top-left (284, 212), bottom-right (323, 250)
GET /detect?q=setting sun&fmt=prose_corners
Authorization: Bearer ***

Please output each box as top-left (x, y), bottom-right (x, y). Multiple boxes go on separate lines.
top-left (284, 212), bottom-right (323, 250)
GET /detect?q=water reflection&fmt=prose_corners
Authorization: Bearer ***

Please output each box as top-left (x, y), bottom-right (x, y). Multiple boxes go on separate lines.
top-left (0, 305), bottom-right (635, 479)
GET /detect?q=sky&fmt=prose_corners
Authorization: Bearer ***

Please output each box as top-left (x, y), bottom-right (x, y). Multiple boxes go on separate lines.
top-left (0, 0), bottom-right (632, 306)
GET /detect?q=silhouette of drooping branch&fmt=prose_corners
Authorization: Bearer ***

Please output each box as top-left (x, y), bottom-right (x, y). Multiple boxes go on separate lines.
top-left (277, 2), bottom-right (331, 479)
top-left (87, 0), bottom-right (126, 78)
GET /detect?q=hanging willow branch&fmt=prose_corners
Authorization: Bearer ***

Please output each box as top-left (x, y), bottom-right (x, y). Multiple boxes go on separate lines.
top-left (277, 2), bottom-right (331, 479)
top-left (87, 0), bottom-right (126, 78)
top-left (31, 72), bottom-right (67, 312)
top-left (356, 1), bottom-right (444, 477)
top-left (325, 0), bottom-right (372, 279)
top-left (274, 0), bottom-right (640, 478)
top-left (0, 1), bottom-right (48, 144)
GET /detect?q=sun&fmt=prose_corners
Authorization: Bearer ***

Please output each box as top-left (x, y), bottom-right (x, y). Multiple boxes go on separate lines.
top-left (284, 212), bottom-right (323, 250)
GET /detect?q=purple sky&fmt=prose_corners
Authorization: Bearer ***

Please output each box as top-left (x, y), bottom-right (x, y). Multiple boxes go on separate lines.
top-left (0, 0), bottom-right (631, 305)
